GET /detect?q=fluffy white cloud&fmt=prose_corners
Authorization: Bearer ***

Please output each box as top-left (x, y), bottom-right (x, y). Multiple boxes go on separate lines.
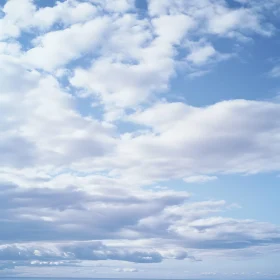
top-left (1, 0), bottom-right (275, 111)
top-left (0, 0), bottom-right (35, 39)
top-left (68, 0), bottom-right (277, 110)
top-left (147, 0), bottom-right (275, 37)
top-left (0, 54), bottom-right (115, 169)
top-left (3, 94), bottom-right (280, 188)
top-left (32, 0), bottom-right (98, 28)
top-left (0, 0), bottom-right (99, 40)
top-left (3, 57), bottom-right (280, 187)
top-left (119, 100), bottom-right (280, 184)
top-left (24, 16), bottom-right (110, 71)
top-left (70, 13), bottom-right (193, 111)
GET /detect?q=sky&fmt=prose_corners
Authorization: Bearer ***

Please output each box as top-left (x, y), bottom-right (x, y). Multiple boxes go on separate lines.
top-left (1, 0), bottom-right (280, 279)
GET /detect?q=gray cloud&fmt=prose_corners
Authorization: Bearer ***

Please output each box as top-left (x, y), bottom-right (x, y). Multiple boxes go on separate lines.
top-left (0, 183), bottom-right (190, 242)
top-left (0, 242), bottom-right (163, 263)
top-left (0, 184), bottom-right (279, 264)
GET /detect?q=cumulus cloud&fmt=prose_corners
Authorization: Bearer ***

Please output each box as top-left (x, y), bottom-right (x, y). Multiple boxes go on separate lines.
top-left (0, 0), bottom-right (274, 111)
top-left (147, 0), bottom-right (275, 37)
top-left (0, 0), bottom-right (99, 40)
top-left (24, 16), bottom-right (110, 71)
top-left (121, 100), bottom-right (280, 184)
top-left (70, 13), bottom-right (193, 111)
top-left (0, 55), bottom-right (115, 169)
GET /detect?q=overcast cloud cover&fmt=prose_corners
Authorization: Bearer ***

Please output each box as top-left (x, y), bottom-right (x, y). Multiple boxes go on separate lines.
top-left (1, 0), bottom-right (280, 278)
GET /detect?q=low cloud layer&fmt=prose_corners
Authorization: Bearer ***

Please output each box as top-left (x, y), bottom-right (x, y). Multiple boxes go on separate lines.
top-left (1, 185), bottom-right (280, 267)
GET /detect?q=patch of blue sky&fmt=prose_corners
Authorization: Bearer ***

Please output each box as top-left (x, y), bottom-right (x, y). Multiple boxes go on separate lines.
top-left (135, 0), bottom-right (148, 10)
top-left (0, 0), bottom-right (6, 9)
top-left (72, 95), bottom-right (104, 119)
top-left (115, 120), bottom-right (149, 134)
top-left (135, 0), bottom-right (148, 19)
top-left (170, 36), bottom-right (280, 107)
top-left (162, 173), bottom-right (280, 225)
top-left (17, 32), bottom-right (39, 52)
top-left (226, 0), bottom-right (244, 9)
top-left (34, 0), bottom-right (61, 8)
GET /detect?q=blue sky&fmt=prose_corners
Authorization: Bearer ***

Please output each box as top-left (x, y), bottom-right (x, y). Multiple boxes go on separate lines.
top-left (1, 0), bottom-right (280, 278)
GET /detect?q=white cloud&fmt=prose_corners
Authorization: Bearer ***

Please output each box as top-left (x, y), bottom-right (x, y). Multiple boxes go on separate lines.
top-left (70, 13), bottom-right (193, 111)
top-left (67, 0), bottom-right (276, 111)
top-left (187, 44), bottom-right (217, 65)
top-left (184, 39), bottom-right (232, 76)
top-left (0, 0), bottom-right (99, 40)
top-left (147, 0), bottom-right (275, 37)
top-left (24, 16), bottom-right (110, 71)
top-left (3, 97), bottom-right (280, 189)
top-left (0, 0), bottom-right (275, 112)
top-left (0, 42), bottom-right (21, 56)
top-left (0, 55), bottom-right (115, 169)
top-left (0, 0), bottom-right (35, 39)
top-left (115, 99), bottom-right (280, 184)
top-left (207, 8), bottom-right (270, 36)
top-left (32, 0), bottom-right (98, 28)
top-left (3, 61), bottom-right (280, 187)
top-left (183, 175), bottom-right (217, 184)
